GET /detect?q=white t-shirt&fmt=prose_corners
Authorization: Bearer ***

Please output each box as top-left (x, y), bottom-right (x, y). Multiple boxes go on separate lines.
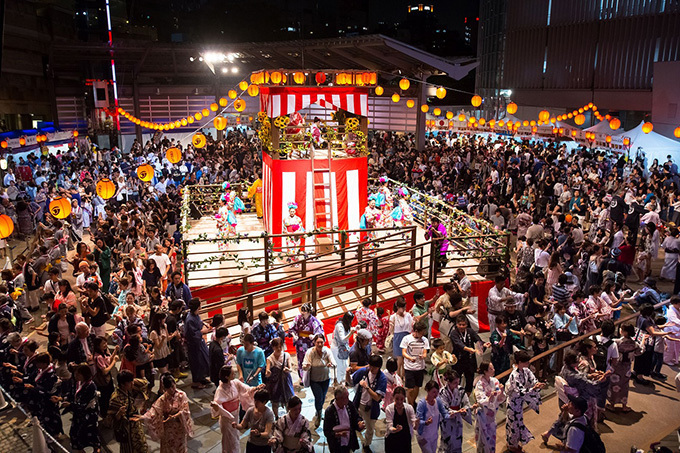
top-left (391, 312), bottom-right (413, 334)
top-left (360, 371), bottom-right (378, 406)
top-left (151, 253), bottom-right (171, 277)
top-left (400, 334), bottom-right (429, 371)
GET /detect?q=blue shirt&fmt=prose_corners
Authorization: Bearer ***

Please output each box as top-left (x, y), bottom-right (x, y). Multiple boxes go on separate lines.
top-left (236, 346), bottom-right (266, 386)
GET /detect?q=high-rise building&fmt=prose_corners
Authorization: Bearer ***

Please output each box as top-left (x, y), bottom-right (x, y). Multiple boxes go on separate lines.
top-left (476, 0), bottom-right (680, 135)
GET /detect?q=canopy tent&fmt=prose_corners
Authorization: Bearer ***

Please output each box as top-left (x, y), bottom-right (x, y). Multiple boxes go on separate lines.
top-left (584, 119), bottom-right (620, 135)
top-left (618, 121), bottom-right (680, 167)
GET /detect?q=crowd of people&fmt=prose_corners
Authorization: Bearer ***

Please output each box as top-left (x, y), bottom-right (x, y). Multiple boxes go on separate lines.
top-left (0, 129), bottom-right (679, 453)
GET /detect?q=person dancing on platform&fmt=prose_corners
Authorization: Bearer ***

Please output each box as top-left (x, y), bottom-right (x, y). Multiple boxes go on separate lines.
top-left (222, 182), bottom-right (245, 214)
top-left (378, 176), bottom-right (394, 227)
top-left (391, 187), bottom-right (414, 243)
top-left (283, 202), bottom-right (305, 265)
top-left (215, 196), bottom-right (237, 251)
top-left (361, 195), bottom-right (383, 256)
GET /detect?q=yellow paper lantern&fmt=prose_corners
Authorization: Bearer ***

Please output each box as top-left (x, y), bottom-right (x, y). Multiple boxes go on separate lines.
top-left (479, 118), bottom-right (486, 126)
top-left (550, 117), bottom-right (556, 123)
top-left (239, 80), bottom-right (249, 90)
top-left (442, 111), bottom-right (451, 119)
top-left (0, 214), bottom-right (13, 239)
top-left (623, 137), bottom-right (630, 146)
top-left (375, 86), bottom-right (384, 96)
top-left (405, 100), bottom-right (415, 108)
top-left (606, 135), bottom-right (612, 143)
top-left (530, 120), bottom-right (536, 126)
top-left (202, 108), bottom-right (210, 117)
top-left (609, 118), bottom-right (621, 130)
top-left (166, 147), bottom-right (182, 164)
top-left (506, 102), bottom-right (517, 114)
top-left (471, 95), bottom-right (482, 107)
top-left (674, 127), bottom-right (680, 138)
top-left (399, 78), bottom-right (410, 90)
top-left (578, 108), bottom-right (584, 113)
top-left (498, 120), bottom-right (505, 127)
top-left (49, 197), bottom-right (72, 219)
top-left (293, 72), bottom-right (305, 84)
top-left (642, 122), bottom-right (653, 133)
top-left (192, 133), bottom-right (207, 148)
top-left (489, 119), bottom-right (495, 127)
top-left (228, 90), bottom-right (237, 99)
top-left (136, 164), bottom-right (154, 182)
top-left (187, 117), bottom-right (195, 124)
top-left (421, 104), bottom-right (429, 113)
top-left (567, 113), bottom-right (573, 119)
top-left (181, 118), bottom-right (188, 126)
top-left (219, 97), bottom-right (228, 107)
top-left (391, 93), bottom-right (400, 103)
top-left (435, 87), bottom-right (446, 99)
top-left (95, 178), bottom-right (116, 200)
top-left (213, 116), bottom-right (227, 130)
top-left (194, 112), bottom-right (203, 121)
top-left (210, 103), bottom-right (219, 112)
top-left (571, 130), bottom-right (577, 137)
top-left (468, 117), bottom-right (476, 124)
top-left (433, 108), bottom-right (441, 116)
top-left (458, 114), bottom-right (466, 122)
top-left (234, 98), bottom-right (246, 112)
top-left (522, 120), bottom-right (529, 127)
top-left (270, 72), bottom-right (282, 84)
top-left (247, 84), bottom-right (259, 97)
top-left (538, 110), bottom-right (550, 122)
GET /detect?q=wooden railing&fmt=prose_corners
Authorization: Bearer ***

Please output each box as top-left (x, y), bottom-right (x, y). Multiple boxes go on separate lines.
top-left (183, 225), bottom-right (419, 287)
top-left (198, 231), bottom-right (438, 328)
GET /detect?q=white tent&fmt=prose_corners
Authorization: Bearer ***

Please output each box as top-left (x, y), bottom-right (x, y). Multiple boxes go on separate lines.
top-left (584, 119), bottom-right (618, 135)
top-left (619, 121), bottom-right (680, 167)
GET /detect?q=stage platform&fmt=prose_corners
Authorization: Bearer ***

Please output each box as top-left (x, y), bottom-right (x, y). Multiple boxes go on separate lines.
top-left (184, 213), bottom-right (490, 289)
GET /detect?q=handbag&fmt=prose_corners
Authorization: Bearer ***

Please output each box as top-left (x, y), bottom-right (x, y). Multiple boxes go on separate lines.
top-left (301, 369), bottom-right (311, 388)
top-left (337, 342), bottom-right (350, 360)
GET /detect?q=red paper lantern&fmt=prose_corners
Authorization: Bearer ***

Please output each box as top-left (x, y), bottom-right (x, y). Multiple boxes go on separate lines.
top-left (315, 72), bottom-right (326, 84)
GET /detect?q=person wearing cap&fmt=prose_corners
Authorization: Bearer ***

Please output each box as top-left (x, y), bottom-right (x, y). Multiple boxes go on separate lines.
top-left (541, 394), bottom-right (589, 450)
top-left (349, 329), bottom-right (373, 375)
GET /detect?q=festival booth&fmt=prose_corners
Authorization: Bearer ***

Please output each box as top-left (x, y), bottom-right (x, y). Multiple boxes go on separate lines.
top-left (256, 71), bottom-right (373, 247)
top-left (613, 121), bottom-right (680, 168)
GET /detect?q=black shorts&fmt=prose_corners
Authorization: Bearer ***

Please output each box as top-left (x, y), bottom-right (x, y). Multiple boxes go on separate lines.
top-left (404, 369), bottom-right (425, 388)
top-left (153, 357), bottom-right (169, 368)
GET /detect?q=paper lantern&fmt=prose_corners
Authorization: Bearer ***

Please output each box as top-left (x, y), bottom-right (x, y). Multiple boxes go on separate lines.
top-left (166, 147), bottom-right (182, 164)
top-left (506, 102), bottom-right (517, 114)
top-left (532, 126), bottom-right (537, 133)
top-left (552, 127), bottom-right (558, 134)
top-left (642, 122), bottom-right (653, 134)
top-left (228, 90), bottom-right (237, 99)
top-left (538, 110), bottom-right (550, 122)
top-left (136, 164), bottom-right (154, 182)
top-left (606, 135), bottom-right (612, 143)
top-left (522, 120), bottom-right (528, 127)
top-left (234, 99), bottom-right (246, 112)
top-left (489, 119), bottom-right (495, 127)
top-left (399, 78), bottom-right (410, 90)
top-left (550, 117), bottom-right (556, 123)
top-left (293, 72), bottom-right (305, 84)
top-left (192, 133), bottom-right (207, 148)
top-left (571, 130), bottom-right (577, 137)
top-left (239, 80), bottom-right (249, 90)
top-left (530, 120), bottom-right (536, 126)
top-left (49, 197), bottom-right (71, 219)
top-left (194, 112), bottom-right (203, 120)
top-left (202, 108), bottom-right (210, 116)
top-left (96, 178), bottom-right (116, 199)
top-left (567, 113), bottom-right (573, 119)
top-left (471, 95), bottom-right (482, 107)
top-left (574, 114), bottom-right (585, 125)
top-left (435, 87), bottom-right (446, 99)
top-left (469, 117), bottom-right (476, 124)
top-left (446, 111), bottom-right (453, 119)
top-left (73, 131), bottom-right (79, 138)
top-left (19, 137), bottom-right (26, 146)
top-left (187, 116), bottom-right (195, 124)
top-left (247, 84), bottom-right (259, 97)
top-left (498, 120), bottom-right (505, 127)
top-left (406, 100), bottom-right (415, 108)
top-left (315, 72), bottom-right (326, 84)
top-left (578, 108), bottom-right (584, 113)
top-left (267, 72), bottom-right (281, 85)
top-left (623, 137), bottom-right (630, 146)
top-left (375, 86), bottom-right (384, 96)
top-left (391, 93), bottom-right (400, 103)
top-left (559, 127), bottom-right (564, 134)
top-left (433, 108), bottom-right (441, 116)
top-left (674, 127), bottom-right (680, 138)
top-left (210, 103), bottom-right (219, 112)
top-left (479, 118), bottom-right (486, 126)
top-left (219, 97), bottom-right (228, 107)
top-left (507, 121), bottom-right (514, 127)
top-left (181, 118), bottom-right (188, 126)
top-left (214, 116), bottom-right (227, 130)
top-left (458, 114), bottom-right (466, 121)
top-left (421, 105), bottom-right (429, 113)
top-left (605, 114), bottom-right (611, 120)
top-left (0, 215), bottom-right (13, 239)
top-left (0, 141), bottom-right (6, 149)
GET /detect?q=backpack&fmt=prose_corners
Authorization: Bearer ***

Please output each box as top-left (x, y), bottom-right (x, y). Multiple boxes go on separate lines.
top-left (567, 422), bottom-right (606, 453)
top-left (593, 338), bottom-right (613, 372)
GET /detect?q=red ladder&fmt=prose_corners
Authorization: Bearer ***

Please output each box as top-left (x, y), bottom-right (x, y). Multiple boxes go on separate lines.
top-left (310, 143), bottom-right (333, 230)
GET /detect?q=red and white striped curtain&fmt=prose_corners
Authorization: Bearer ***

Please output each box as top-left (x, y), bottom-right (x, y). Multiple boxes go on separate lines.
top-left (260, 87), bottom-right (369, 118)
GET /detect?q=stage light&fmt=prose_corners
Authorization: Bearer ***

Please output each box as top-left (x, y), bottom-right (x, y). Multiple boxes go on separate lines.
top-left (231, 67), bottom-right (239, 73)
top-left (189, 57), bottom-right (195, 62)
top-left (222, 68), bottom-right (228, 73)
